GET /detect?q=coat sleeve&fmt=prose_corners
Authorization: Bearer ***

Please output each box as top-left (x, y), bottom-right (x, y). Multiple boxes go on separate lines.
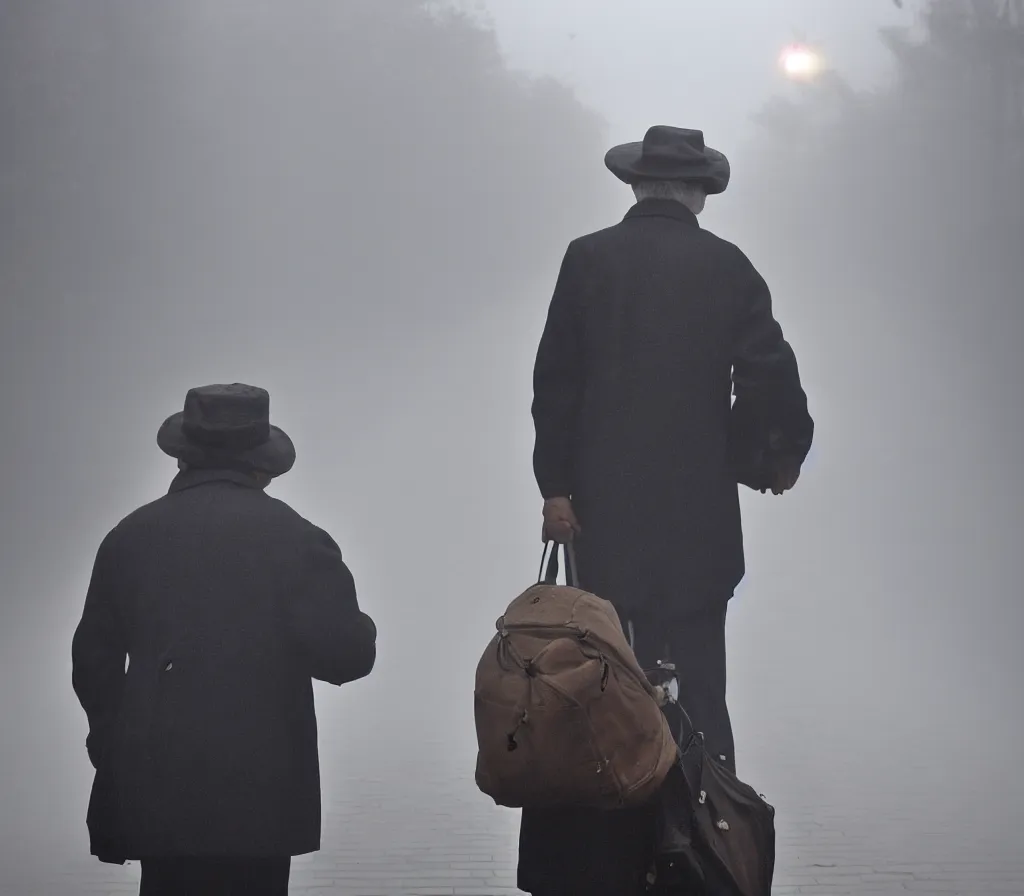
top-left (531, 243), bottom-right (585, 499)
top-left (72, 531), bottom-right (128, 770)
top-left (286, 525), bottom-right (377, 687)
top-left (730, 250), bottom-right (814, 463)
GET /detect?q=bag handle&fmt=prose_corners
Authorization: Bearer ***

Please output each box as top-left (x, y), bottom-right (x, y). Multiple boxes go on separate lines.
top-left (538, 540), bottom-right (579, 588)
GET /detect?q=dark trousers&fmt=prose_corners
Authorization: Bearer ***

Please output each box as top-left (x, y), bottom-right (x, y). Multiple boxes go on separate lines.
top-left (517, 598), bottom-right (734, 896)
top-left (139, 856), bottom-right (291, 896)
top-left (627, 599), bottom-right (735, 774)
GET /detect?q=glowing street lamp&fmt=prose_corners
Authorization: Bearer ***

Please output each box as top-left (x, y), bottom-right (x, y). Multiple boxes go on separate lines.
top-left (779, 43), bottom-right (823, 81)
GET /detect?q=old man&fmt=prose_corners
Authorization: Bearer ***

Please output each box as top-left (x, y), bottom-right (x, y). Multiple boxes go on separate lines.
top-left (519, 126), bottom-right (814, 895)
top-left (72, 383), bottom-right (378, 895)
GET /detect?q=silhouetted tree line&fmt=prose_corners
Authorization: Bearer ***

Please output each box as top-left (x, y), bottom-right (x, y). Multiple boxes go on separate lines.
top-left (0, 0), bottom-right (613, 347)
top-left (719, 1), bottom-right (1024, 684)
top-left (741, 0), bottom-right (1022, 442)
top-left (0, 0), bottom-right (616, 551)
top-left (750, 0), bottom-right (1022, 277)
top-left (0, 2), bottom-right (616, 632)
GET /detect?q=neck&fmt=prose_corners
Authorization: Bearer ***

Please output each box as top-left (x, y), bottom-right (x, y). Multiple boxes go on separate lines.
top-left (172, 466), bottom-right (268, 490)
top-left (626, 198), bottom-right (701, 226)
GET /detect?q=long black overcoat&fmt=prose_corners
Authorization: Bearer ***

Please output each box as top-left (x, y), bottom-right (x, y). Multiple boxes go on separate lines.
top-left (71, 468), bottom-right (377, 862)
top-left (521, 199), bottom-right (813, 894)
top-left (532, 198), bottom-right (814, 617)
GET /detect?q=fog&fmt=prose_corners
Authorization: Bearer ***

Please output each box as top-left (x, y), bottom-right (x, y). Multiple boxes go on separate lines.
top-left (1, 1), bottom-right (1021, 892)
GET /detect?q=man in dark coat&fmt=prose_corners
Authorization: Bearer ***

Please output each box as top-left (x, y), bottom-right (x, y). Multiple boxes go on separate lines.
top-left (71, 383), bottom-right (378, 896)
top-left (518, 126), bottom-right (814, 895)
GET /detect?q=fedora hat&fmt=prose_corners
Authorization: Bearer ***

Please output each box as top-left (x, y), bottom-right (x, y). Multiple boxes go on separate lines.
top-left (157, 383), bottom-right (296, 477)
top-left (604, 126), bottom-right (731, 194)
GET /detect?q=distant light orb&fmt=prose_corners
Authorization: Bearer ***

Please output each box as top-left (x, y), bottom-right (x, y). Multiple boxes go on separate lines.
top-left (779, 44), bottom-right (822, 80)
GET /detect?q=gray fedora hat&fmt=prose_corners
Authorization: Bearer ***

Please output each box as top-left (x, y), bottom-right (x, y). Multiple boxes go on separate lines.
top-left (157, 383), bottom-right (296, 477)
top-left (604, 125), bottom-right (731, 194)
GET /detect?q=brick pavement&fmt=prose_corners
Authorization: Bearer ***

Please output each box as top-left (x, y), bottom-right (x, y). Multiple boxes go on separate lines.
top-left (38, 702), bottom-right (1024, 896)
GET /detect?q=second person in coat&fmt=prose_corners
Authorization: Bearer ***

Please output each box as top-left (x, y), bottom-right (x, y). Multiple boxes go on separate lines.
top-left (72, 383), bottom-right (378, 896)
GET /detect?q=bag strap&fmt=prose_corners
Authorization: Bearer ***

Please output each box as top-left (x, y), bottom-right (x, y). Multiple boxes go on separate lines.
top-left (538, 540), bottom-right (579, 588)
top-left (664, 699), bottom-right (701, 753)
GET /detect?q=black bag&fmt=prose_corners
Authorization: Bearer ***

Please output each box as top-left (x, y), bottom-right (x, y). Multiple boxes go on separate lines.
top-left (647, 699), bottom-right (776, 896)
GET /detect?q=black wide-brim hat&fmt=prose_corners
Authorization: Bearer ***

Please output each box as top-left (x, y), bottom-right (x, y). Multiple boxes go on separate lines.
top-left (605, 125), bottom-right (731, 194)
top-left (157, 383), bottom-right (296, 477)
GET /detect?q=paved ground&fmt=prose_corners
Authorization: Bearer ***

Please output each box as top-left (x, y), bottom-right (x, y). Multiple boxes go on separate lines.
top-left (38, 700), bottom-right (1024, 895)
top-left (43, 766), bottom-right (1024, 894)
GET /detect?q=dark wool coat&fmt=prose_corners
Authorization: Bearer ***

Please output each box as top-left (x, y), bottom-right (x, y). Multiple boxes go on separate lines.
top-left (531, 199), bottom-right (814, 617)
top-left (72, 469), bottom-right (377, 862)
top-left (521, 199), bottom-right (813, 894)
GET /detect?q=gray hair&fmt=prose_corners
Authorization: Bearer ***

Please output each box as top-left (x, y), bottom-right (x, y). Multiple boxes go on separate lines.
top-left (632, 179), bottom-right (707, 215)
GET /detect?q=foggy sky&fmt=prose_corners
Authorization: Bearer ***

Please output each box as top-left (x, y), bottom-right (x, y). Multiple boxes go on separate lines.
top-left (483, 0), bottom-right (907, 143)
top-left (1, 1), bottom-right (1021, 892)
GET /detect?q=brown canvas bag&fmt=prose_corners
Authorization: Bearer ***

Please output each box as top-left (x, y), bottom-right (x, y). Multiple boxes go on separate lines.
top-left (474, 543), bottom-right (678, 810)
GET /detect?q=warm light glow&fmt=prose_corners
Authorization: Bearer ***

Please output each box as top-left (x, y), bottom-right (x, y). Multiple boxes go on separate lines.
top-left (780, 44), bottom-right (822, 80)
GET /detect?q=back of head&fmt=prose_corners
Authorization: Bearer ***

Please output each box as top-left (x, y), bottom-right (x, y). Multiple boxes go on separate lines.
top-left (632, 180), bottom-right (707, 215)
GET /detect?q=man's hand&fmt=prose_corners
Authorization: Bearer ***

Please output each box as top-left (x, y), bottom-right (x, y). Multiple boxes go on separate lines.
top-left (542, 497), bottom-right (581, 543)
top-left (766, 457), bottom-right (802, 495)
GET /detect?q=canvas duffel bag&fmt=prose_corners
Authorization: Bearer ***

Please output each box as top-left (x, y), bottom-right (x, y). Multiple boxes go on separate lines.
top-left (474, 542), bottom-right (677, 810)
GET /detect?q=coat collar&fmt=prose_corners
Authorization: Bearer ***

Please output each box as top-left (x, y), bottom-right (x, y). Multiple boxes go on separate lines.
top-left (623, 199), bottom-right (700, 228)
top-left (168, 468), bottom-right (264, 494)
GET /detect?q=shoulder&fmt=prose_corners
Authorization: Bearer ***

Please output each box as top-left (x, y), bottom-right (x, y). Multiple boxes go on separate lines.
top-left (263, 498), bottom-right (344, 554)
top-left (569, 221), bottom-right (626, 254)
top-left (111, 483), bottom-right (294, 539)
top-left (102, 492), bottom-right (169, 544)
top-left (559, 234), bottom-right (597, 268)
top-left (263, 494), bottom-right (316, 530)
top-left (88, 498), bottom-right (160, 572)
top-left (699, 229), bottom-right (763, 276)
top-left (555, 228), bottom-right (621, 285)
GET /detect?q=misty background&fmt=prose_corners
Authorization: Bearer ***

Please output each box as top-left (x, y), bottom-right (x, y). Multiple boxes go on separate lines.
top-left (1, 0), bottom-right (1022, 892)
